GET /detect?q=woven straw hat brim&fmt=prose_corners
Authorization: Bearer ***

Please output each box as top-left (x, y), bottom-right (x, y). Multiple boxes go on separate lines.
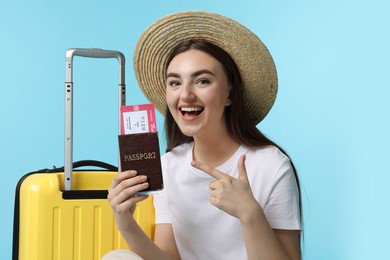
top-left (133, 10), bottom-right (278, 124)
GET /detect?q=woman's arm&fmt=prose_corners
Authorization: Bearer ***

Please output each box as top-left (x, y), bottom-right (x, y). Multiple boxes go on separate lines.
top-left (274, 229), bottom-right (301, 260)
top-left (108, 170), bottom-right (176, 260)
top-left (154, 224), bottom-right (181, 260)
top-left (240, 202), bottom-right (300, 259)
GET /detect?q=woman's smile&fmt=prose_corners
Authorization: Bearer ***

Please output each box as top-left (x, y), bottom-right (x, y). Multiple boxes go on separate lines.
top-left (179, 105), bottom-right (204, 120)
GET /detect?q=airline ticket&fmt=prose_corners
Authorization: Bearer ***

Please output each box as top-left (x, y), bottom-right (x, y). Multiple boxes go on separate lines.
top-left (120, 103), bottom-right (157, 134)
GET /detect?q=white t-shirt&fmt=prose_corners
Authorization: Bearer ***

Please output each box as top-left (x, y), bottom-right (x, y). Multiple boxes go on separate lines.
top-left (154, 142), bottom-right (301, 260)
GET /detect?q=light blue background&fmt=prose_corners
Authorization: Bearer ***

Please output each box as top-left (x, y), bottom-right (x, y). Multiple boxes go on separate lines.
top-left (1, 0), bottom-right (389, 259)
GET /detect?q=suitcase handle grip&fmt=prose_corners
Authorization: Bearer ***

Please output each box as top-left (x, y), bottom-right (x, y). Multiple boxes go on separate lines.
top-left (66, 48), bottom-right (125, 60)
top-left (64, 48), bottom-right (125, 191)
top-left (65, 48), bottom-right (125, 84)
top-left (71, 160), bottom-right (118, 171)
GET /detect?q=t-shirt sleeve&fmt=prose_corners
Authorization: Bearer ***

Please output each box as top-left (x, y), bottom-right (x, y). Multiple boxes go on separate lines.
top-left (263, 160), bottom-right (301, 230)
top-left (153, 153), bottom-right (173, 224)
top-left (153, 189), bottom-right (172, 224)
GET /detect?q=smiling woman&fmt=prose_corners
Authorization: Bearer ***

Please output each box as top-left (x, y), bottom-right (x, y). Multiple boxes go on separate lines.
top-left (104, 11), bottom-right (302, 260)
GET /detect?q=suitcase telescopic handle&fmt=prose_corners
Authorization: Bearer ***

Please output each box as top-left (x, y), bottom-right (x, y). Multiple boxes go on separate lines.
top-left (64, 48), bottom-right (126, 191)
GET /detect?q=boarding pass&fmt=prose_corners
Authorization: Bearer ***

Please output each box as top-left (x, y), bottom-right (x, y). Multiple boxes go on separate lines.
top-left (120, 104), bottom-right (157, 134)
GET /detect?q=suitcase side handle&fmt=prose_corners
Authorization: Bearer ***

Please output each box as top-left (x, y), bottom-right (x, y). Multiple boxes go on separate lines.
top-left (64, 48), bottom-right (125, 191)
top-left (53, 160), bottom-right (118, 172)
top-left (71, 160), bottom-right (118, 171)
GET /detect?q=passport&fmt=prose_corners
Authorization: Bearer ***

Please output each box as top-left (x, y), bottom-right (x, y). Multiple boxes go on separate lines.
top-left (118, 104), bottom-right (163, 194)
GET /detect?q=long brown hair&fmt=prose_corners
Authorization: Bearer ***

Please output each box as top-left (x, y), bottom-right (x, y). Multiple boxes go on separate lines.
top-left (164, 39), bottom-right (302, 244)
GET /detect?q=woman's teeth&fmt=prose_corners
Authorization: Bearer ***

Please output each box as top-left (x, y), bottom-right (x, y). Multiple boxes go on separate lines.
top-left (181, 107), bottom-right (203, 112)
top-left (180, 107), bottom-right (204, 116)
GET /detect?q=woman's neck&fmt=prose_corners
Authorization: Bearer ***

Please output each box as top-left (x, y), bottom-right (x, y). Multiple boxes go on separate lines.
top-left (192, 133), bottom-right (240, 168)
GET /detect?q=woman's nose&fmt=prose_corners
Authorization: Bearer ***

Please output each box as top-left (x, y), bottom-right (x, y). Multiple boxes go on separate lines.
top-left (180, 83), bottom-right (196, 101)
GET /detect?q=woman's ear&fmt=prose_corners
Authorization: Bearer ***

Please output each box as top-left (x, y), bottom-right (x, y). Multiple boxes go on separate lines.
top-left (225, 87), bottom-right (232, 106)
top-left (225, 95), bottom-right (232, 106)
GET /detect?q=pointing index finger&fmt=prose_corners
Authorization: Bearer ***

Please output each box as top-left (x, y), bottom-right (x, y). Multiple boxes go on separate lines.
top-left (191, 160), bottom-right (226, 180)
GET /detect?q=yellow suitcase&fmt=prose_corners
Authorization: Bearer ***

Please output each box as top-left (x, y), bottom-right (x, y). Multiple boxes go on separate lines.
top-left (13, 49), bottom-right (155, 259)
top-left (13, 162), bottom-right (155, 260)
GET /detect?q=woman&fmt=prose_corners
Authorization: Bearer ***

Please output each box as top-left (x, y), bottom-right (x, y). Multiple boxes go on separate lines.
top-left (104, 11), bottom-right (301, 260)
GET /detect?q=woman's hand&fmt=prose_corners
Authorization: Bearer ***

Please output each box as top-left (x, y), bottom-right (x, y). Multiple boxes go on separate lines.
top-left (107, 170), bottom-right (149, 232)
top-left (191, 155), bottom-right (261, 221)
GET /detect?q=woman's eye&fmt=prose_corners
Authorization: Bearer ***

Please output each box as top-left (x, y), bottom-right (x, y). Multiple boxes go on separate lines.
top-left (197, 79), bottom-right (210, 85)
top-left (167, 81), bottom-right (180, 87)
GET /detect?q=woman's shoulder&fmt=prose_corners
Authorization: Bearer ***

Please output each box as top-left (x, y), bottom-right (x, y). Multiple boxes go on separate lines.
top-left (244, 145), bottom-right (294, 184)
top-left (161, 142), bottom-right (193, 161)
top-left (246, 145), bottom-right (291, 166)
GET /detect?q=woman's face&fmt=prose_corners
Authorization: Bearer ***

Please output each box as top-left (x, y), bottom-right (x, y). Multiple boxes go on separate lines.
top-left (165, 49), bottom-right (231, 139)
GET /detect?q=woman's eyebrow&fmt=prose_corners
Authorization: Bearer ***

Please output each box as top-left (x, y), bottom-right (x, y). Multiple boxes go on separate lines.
top-left (166, 72), bottom-right (180, 78)
top-left (166, 69), bottom-right (216, 79)
top-left (191, 69), bottom-right (215, 78)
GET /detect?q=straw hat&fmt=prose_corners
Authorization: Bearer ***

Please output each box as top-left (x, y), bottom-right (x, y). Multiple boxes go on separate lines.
top-left (133, 10), bottom-right (278, 124)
